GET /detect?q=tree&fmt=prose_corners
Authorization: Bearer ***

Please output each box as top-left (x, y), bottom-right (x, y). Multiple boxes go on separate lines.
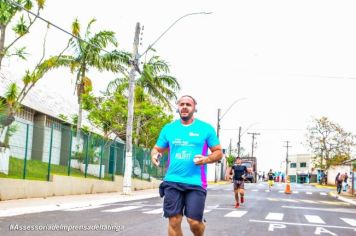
top-left (85, 83), bottom-right (128, 141)
top-left (107, 54), bottom-right (180, 145)
top-left (0, 23), bottom-right (60, 146)
top-left (305, 116), bottom-right (355, 170)
top-left (85, 85), bottom-right (172, 149)
top-left (0, 0), bottom-right (46, 69)
top-left (45, 18), bottom-right (130, 151)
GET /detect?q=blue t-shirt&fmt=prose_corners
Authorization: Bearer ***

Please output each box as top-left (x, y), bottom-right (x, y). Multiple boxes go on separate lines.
top-left (156, 119), bottom-right (220, 189)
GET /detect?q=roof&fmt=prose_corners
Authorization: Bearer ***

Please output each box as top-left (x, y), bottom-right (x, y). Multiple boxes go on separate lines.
top-left (0, 70), bottom-right (124, 144)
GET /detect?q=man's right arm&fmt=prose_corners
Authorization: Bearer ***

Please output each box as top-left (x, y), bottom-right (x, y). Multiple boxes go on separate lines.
top-left (225, 166), bottom-right (233, 180)
top-left (151, 146), bottom-right (167, 167)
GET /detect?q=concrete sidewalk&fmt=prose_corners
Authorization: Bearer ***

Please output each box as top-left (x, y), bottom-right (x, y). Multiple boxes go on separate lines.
top-left (312, 183), bottom-right (356, 206)
top-left (0, 188), bottom-right (160, 218)
top-left (329, 191), bottom-right (356, 206)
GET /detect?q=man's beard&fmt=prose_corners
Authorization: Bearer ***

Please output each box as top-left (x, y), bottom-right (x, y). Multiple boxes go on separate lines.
top-left (180, 111), bottom-right (193, 121)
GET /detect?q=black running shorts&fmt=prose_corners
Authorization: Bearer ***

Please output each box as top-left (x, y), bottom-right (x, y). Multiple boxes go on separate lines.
top-left (159, 181), bottom-right (207, 222)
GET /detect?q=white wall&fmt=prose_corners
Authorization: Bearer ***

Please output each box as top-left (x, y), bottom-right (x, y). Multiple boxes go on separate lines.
top-left (327, 165), bottom-right (351, 185)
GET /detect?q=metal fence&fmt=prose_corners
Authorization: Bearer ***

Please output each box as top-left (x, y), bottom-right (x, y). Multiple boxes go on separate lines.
top-left (1, 119), bottom-right (166, 181)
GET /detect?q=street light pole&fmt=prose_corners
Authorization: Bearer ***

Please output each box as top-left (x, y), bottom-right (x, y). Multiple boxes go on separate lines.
top-left (216, 97), bottom-right (246, 139)
top-left (140, 12), bottom-right (212, 59)
top-left (123, 12), bottom-right (211, 194)
top-left (215, 97), bottom-right (246, 182)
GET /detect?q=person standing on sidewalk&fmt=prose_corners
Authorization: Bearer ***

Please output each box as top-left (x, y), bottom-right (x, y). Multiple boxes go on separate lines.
top-left (335, 172), bottom-right (344, 194)
top-left (151, 95), bottom-right (223, 236)
top-left (343, 172), bottom-right (349, 192)
top-left (226, 156), bottom-right (248, 208)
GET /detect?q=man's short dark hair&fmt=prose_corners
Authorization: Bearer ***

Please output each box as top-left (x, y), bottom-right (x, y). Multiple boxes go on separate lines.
top-left (235, 156), bottom-right (241, 160)
top-left (177, 95), bottom-right (197, 105)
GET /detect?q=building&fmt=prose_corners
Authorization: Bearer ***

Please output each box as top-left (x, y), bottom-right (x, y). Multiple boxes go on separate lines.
top-left (287, 154), bottom-right (317, 183)
top-left (0, 74), bottom-right (125, 177)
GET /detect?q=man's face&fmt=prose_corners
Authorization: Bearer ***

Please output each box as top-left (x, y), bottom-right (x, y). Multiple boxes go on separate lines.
top-left (177, 96), bottom-right (196, 121)
top-left (235, 158), bottom-right (242, 164)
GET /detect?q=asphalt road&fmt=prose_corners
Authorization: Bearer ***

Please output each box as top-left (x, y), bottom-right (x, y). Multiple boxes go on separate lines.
top-left (0, 182), bottom-right (355, 236)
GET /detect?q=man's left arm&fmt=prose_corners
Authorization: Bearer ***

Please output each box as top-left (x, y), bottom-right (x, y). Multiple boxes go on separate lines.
top-left (194, 145), bottom-right (223, 165)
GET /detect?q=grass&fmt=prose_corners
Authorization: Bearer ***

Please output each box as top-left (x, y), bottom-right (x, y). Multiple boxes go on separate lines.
top-left (0, 157), bottom-right (114, 181)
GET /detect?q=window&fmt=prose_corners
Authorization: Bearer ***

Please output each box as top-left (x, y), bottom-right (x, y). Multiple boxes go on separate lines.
top-left (300, 162), bottom-right (307, 168)
top-left (16, 107), bottom-right (34, 121)
top-left (45, 117), bottom-right (61, 130)
top-left (290, 163), bottom-right (297, 168)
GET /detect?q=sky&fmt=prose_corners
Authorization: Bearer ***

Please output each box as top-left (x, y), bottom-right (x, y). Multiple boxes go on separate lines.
top-left (3, 0), bottom-right (356, 172)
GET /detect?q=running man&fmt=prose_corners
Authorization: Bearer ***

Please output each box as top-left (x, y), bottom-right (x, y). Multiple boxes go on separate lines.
top-left (267, 169), bottom-right (275, 190)
top-left (151, 95), bottom-right (223, 236)
top-left (226, 156), bottom-right (248, 208)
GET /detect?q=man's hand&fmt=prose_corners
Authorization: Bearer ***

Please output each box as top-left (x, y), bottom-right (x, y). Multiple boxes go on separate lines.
top-left (151, 152), bottom-right (161, 167)
top-left (193, 155), bottom-right (209, 165)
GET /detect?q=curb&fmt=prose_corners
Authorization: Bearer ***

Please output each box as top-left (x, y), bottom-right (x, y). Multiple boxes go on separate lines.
top-left (329, 192), bottom-right (356, 206)
top-left (0, 189), bottom-right (160, 217)
top-left (310, 183), bottom-right (335, 189)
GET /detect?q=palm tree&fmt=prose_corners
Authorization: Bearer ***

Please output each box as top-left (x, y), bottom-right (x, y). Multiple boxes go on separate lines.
top-left (107, 55), bottom-right (180, 144)
top-left (0, 52), bottom-right (62, 146)
top-left (47, 18), bottom-right (130, 150)
top-left (107, 55), bottom-right (180, 110)
top-left (0, 0), bottom-right (46, 69)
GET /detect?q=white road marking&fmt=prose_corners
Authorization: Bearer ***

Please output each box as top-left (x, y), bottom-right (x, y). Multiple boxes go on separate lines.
top-left (64, 205), bottom-right (107, 211)
top-left (292, 191), bottom-right (299, 194)
top-left (304, 215), bottom-right (325, 224)
top-left (320, 192), bottom-right (327, 196)
top-left (249, 219), bottom-right (356, 230)
top-left (282, 199), bottom-right (298, 203)
top-left (143, 208), bottom-right (163, 214)
top-left (0, 206), bottom-right (61, 217)
top-left (224, 210), bottom-right (248, 218)
top-left (299, 199), bottom-right (316, 204)
top-left (252, 189), bottom-right (258, 192)
top-left (204, 209), bottom-right (212, 213)
top-left (278, 190), bottom-right (284, 193)
top-left (265, 213), bottom-right (284, 221)
top-left (282, 206), bottom-right (356, 214)
top-left (340, 218), bottom-right (356, 226)
top-left (102, 206), bottom-right (142, 212)
top-left (306, 192), bottom-right (312, 195)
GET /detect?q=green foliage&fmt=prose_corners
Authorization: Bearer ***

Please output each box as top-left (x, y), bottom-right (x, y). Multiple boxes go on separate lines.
top-left (72, 140), bottom-right (101, 164)
top-left (3, 124), bottom-right (17, 147)
top-left (87, 89), bottom-right (128, 141)
top-left (13, 15), bottom-right (28, 36)
top-left (305, 116), bottom-right (355, 170)
top-left (58, 114), bottom-right (68, 122)
top-left (0, 157), bottom-right (111, 181)
top-left (133, 100), bottom-right (173, 148)
top-left (0, 0), bottom-right (46, 63)
top-left (226, 155), bottom-right (235, 167)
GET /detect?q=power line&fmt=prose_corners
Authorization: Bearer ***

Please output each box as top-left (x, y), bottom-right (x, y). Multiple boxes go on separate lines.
top-left (247, 132), bottom-right (260, 158)
top-left (7, 0), bottom-right (113, 55)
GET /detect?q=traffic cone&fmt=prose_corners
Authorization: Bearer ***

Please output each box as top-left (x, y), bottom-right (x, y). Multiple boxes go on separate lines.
top-left (285, 176), bottom-right (292, 194)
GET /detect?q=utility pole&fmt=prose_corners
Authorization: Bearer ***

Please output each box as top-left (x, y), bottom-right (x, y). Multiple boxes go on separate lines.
top-left (247, 132), bottom-right (260, 158)
top-left (214, 108), bottom-right (221, 183)
top-left (123, 22), bottom-right (141, 195)
top-left (237, 126), bottom-right (241, 157)
top-left (216, 108), bottom-right (221, 138)
top-left (229, 138), bottom-right (232, 156)
top-left (284, 141), bottom-right (292, 177)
